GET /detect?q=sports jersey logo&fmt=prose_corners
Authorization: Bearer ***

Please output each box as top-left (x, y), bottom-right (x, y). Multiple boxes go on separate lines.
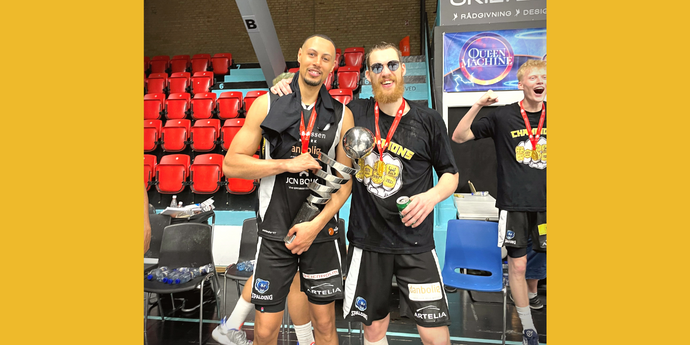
top-left (408, 283), bottom-right (443, 301)
top-left (506, 230), bottom-right (515, 240)
top-left (357, 152), bottom-right (403, 199)
top-left (414, 305), bottom-right (448, 320)
top-left (416, 305), bottom-right (440, 313)
top-left (255, 278), bottom-right (270, 294)
top-left (302, 269), bottom-right (340, 280)
top-left (355, 297), bottom-right (368, 311)
top-left (306, 283), bottom-right (342, 296)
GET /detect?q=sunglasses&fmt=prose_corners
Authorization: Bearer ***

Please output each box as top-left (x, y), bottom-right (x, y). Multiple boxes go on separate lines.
top-left (369, 60), bottom-right (400, 74)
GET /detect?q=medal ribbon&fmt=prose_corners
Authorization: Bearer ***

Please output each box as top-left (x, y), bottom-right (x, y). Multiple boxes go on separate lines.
top-left (519, 100), bottom-right (545, 150)
top-left (299, 102), bottom-right (318, 155)
top-left (374, 100), bottom-right (406, 163)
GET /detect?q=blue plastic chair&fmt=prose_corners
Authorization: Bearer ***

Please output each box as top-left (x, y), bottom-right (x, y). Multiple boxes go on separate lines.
top-left (442, 219), bottom-right (507, 344)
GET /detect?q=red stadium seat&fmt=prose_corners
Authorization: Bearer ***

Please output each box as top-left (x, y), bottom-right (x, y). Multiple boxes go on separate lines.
top-left (191, 53), bottom-right (211, 74)
top-left (144, 154), bottom-right (157, 190)
top-left (191, 92), bottom-right (217, 120)
top-left (329, 89), bottom-right (353, 105)
top-left (155, 154), bottom-right (190, 194)
top-left (191, 72), bottom-right (213, 94)
top-left (145, 56), bottom-right (150, 72)
top-left (146, 73), bottom-right (168, 94)
top-left (150, 55), bottom-right (170, 74)
top-left (144, 119), bottom-right (162, 152)
top-left (161, 119), bottom-right (191, 152)
top-left (168, 72), bottom-right (191, 94)
top-left (343, 47), bottom-right (364, 68)
top-left (190, 119), bottom-right (220, 152)
top-left (217, 92), bottom-right (243, 120)
top-left (227, 154), bottom-right (259, 194)
top-left (287, 67), bottom-right (299, 73)
top-left (197, 71), bottom-right (214, 86)
top-left (144, 93), bottom-right (166, 120)
top-left (336, 66), bottom-right (360, 90)
top-left (221, 118), bottom-right (244, 151)
top-left (170, 55), bottom-right (190, 73)
top-left (190, 153), bottom-right (225, 194)
top-left (244, 90), bottom-right (267, 114)
top-left (325, 70), bottom-right (334, 90)
top-left (211, 53), bottom-right (233, 76)
top-left (164, 93), bottom-right (191, 120)
top-left (334, 48), bottom-right (342, 71)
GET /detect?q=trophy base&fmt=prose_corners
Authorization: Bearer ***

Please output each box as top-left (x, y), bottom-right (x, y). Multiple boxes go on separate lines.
top-left (284, 202), bottom-right (321, 244)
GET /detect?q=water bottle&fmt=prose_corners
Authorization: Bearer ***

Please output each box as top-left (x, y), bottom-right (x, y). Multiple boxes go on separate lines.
top-left (170, 195), bottom-right (177, 208)
top-left (177, 201), bottom-right (183, 208)
top-left (165, 267), bottom-right (191, 284)
top-left (236, 261), bottom-right (246, 271)
top-left (198, 264), bottom-right (213, 275)
top-left (245, 260), bottom-right (255, 272)
top-left (175, 269), bottom-right (202, 284)
top-left (147, 266), bottom-right (169, 281)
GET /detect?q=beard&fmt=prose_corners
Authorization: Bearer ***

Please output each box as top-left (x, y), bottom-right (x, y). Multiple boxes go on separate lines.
top-left (302, 69), bottom-right (323, 87)
top-left (372, 76), bottom-right (405, 104)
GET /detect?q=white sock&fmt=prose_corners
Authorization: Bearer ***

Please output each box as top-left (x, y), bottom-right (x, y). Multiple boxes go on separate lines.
top-left (294, 322), bottom-right (315, 345)
top-left (516, 306), bottom-right (536, 333)
top-left (528, 292), bottom-right (538, 299)
top-left (227, 296), bottom-right (254, 330)
top-left (364, 335), bottom-right (388, 345)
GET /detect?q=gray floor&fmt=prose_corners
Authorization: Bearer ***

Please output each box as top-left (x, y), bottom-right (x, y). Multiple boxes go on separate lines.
top-left (144, 276), bottom-right (546, 345)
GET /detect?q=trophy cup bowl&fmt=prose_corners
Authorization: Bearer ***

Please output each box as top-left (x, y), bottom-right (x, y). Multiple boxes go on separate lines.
top-left (343, 127), bottom-right (375, 159)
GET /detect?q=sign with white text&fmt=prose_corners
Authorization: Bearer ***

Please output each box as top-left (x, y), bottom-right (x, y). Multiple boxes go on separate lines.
top-left (439, 0), bottom-right (546, 26)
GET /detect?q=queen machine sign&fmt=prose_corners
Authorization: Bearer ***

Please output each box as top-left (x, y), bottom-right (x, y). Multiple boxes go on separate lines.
top-left (443, 28), bottom-right (546, 92)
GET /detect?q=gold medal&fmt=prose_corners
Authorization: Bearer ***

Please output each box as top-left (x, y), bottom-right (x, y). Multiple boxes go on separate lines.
top-left (356, 158), bottom-right (365, 179)
top-left (531, 150), bottom-right (539, 161)
top-left (375, 160), bottom-right (385, 177)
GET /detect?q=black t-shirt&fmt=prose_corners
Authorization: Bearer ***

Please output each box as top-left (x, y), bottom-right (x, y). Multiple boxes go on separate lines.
top-left (470, 102), bottom-right (546, 211)
top-left (256, 99), bottom-right (345, 243)
top-left (347, 98), bottom-right (458, 254)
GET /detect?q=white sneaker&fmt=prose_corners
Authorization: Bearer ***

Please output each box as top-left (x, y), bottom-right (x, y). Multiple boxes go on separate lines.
top-left (211, 317), bottom-right (253, 345)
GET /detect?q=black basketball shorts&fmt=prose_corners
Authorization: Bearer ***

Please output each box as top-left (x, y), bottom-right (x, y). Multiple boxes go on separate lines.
top-left (343, 247), bottom-right (450, 327)
top-left (251, 237), bottom-right (344, 312)
top-left (499, 210), bottom-right (547, 258)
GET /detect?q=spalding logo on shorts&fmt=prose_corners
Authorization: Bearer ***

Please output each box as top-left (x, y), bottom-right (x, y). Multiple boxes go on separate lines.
top-left (355, 297), bottom-right (367, 311)
top-left (506, 230), bottom-right (515, 240)
top-left (255, 278), bottom-right (270, 294)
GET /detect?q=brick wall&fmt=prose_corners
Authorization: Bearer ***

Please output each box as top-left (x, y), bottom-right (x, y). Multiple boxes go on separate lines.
top-left (145, 0), bottom-right (438, 63)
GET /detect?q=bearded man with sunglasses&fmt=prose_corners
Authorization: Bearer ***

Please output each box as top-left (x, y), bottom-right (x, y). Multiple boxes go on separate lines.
top-left (272, 42), bottom-right (458, 345)
top-left (341, 42), bottom-right (458, 345)
top-left (452, 59), bottom-right (546, 345)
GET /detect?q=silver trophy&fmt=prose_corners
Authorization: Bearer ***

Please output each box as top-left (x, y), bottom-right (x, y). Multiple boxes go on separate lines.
top-left (285, 127), bottom-right (375, 243)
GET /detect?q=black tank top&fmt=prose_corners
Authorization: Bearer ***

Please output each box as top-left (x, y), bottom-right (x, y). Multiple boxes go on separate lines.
top-left (256, 94), bottom-right (344, 242)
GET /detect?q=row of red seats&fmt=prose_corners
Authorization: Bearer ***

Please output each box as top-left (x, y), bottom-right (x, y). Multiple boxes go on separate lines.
top-left (145, 153), bottom-right (257, 195)
top-left (145, 53), bottom-right (233, 76)
top-left (287, 65), bottom-right (360, 92)
top-left (145, 118), bottom-right (244, 153)
top-left (145, 71), bottom-right (215, 95)
top-left (144, 90), bottom-right (266, 120)
top-left (144, 89), bottom-right (351, 153)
